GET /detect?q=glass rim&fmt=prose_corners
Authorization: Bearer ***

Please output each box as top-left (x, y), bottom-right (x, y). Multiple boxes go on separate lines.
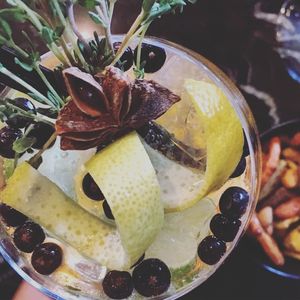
top-left (0, 35), bottom-right (262, 300)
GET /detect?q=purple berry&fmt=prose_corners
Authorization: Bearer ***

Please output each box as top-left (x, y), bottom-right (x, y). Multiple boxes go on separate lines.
top-left (132, 258), bottom-right (171, 297)
top-left (27, 122), bottom-right (55, 149)
top-left (114, 42), bottom-right (134, 72)
top-left (0, 204), bottom-right (27, 227)
top-left (103, 200), bottom-right (114, 220)
top-left (134, 44), bottom-right (166, 73)
top-left (0, 126), bottom-right (22, 158)
top-left (230, 156), bottom-right (246, 178)
top-left (13, 221), bottom-right (45, 253)
top-left (210, 214), bottom-right (241, 242)
top-left (219, 187), bottom-right (249, 218)
top-left (102, 271), bottom-right (133, 299)
top-left (31, 243), bottom-right (62, 275)
top-left (198, 236), bottom-right (226, 265)
top-left (82, 173), bottom-right (104, 201)
top-left (6, 98), bottom-right (36, 128)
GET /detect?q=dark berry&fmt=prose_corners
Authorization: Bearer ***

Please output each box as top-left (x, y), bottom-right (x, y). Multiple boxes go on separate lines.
top-left (6, 98), bottom-right (36, 128)
top-left (134, 43), bottom-right (166, 73)
top-left (210, 214), bottom-right (241, 242)
top-left (114, 42), bottom-right (134, 72)
top-left (13, 221), bottom-right (45, 253)
top-left (0, 204), bottom-right (27, 227)
top-left (103, 200), bottom-right (114, 220)
top-left (130, 253), bottom-right (145, 268)
top-left (82, 173), bottom-right (104, 201)
top-left (132, 258), bottom-right (171, 297)
top-left (0, 126), bottom-right (22, 158)
top-left (137, 122), bottom-right (201, 169)
top-left (198, 236), bottom-right (226, 265)
top-left (31, 243), bottom-right (62, 275)
top-left (102, 271), bottom-right (133, 299)
top-left (243, 131), bottom-right (250, 157)
top-left (36, 107), bottom-right (58, 119)
top-left (27, 122), bottom-right (56, 149)
top-left (230, 157), bottom-right (246, 178)
top-left (219, 186), bottom-right (249, 218)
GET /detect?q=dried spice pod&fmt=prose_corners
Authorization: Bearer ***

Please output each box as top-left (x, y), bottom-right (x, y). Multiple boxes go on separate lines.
top-left (56, 66), bottom-right (180, 151)
top-left (102, 67), bottom-right (132, 124)
top-left (63, 67), bottom-right (109, 117)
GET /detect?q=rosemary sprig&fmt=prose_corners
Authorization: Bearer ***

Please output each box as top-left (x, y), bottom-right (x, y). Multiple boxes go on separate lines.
top-left (111, 0), bottom-right (195, 69)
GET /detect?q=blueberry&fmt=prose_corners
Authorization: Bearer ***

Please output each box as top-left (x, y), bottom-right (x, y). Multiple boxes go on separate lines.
top-left (219, 187), bottom-right (249, 218)
top-left (102, 270), bottom-right (133, 299)
top-left (13, 221), bottom-right (45, 253)
top-left (82, 173), bottom-right (104, 201)
top-left (31, 243), bottom-right (62, 275)
top-left (7, 98), bottom-right (36, 128)
top-left (114, 42), bottom-right (134, 72)
top-left (103, 200), bottom-right (114, 220)
top-left (134, 44), bottom-right (166, 73)
top-left (198, 236), bottom-right (226, 265)
top-left (0, 204), bottom-right (27, 227)
top-left (132, 258), bottom-right (171, 297)
top-left (0, 126), bottom-right (22, 158)
top-left (210, 214), bottom-right (241, 242)
top-left (230, 157), bottom-right (246, 178)
top-left (130, 253), bottom-right (145, 269)
top-left (27, 122), bottom-right (56, 149)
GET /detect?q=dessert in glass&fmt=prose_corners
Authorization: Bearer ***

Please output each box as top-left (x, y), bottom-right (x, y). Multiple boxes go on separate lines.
top-left (0, 1), bottom-right (261, 299)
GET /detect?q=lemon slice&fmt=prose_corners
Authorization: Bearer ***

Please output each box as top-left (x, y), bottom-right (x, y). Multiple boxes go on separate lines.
top-left (85, 131), bottom-right (164, 264)
top-left (0, 162), bottom-right (129, 270)
top-left (147, 80), bottom-right (243, 212)
top-left (184, 79), bottom-right (243, 203)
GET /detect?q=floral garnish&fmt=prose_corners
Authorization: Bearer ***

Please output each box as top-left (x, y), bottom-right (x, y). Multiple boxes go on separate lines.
top-left (0, 0), bottom-right (198, 166)
top-left (56, 66), bottom-right (180, 150)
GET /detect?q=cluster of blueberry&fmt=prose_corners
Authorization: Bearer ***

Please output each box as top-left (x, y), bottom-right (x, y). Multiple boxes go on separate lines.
top-left (0, 204), bottom-right (62, 275)
top-left (198, 144), bottom-right (250, 265)
top-left (115, 42), bottom-right (167, 73)
top-left (102, 258), bottom-right (171, 299)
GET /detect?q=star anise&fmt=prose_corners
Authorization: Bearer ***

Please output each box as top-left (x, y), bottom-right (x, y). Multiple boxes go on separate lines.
top-left (56, 66), bottom-right (180, 150)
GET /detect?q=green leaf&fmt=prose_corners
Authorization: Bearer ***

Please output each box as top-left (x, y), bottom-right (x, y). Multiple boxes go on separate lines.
top-left (3, 158), bottom-right (15, 180)
top-left (0, 111), bottom-right (7, 122)
top-left (47, 91), bottom-right (58, 105)
top-left (13, 136), bottom-right (36, 154)
top-left (0, 35), bottom-right (8, 46)
top-left (6, 0), bottom-right (17, 6)
top-left (54, 25), bottom-right (65, 38)
top-left (143, 0), bottom-right (157, 13)
top-left (0, 18), bottom-right (12, 40)
top-left (79, 0), bottom-right (101, 9)
top-left (41, 26), bottom-right (55, 44)
top-left (0, 8), bottom-right (27, 22)
top-left (88, 11), bottom-right (107, 27)
top-left (14, 57), bottom-right (33, 72)
top-left (27, 92), bottom-right (48, 105)
top-left (37, 107), bottom-right (58, 119)
top-left (22, 30), bottom-right (37, 52)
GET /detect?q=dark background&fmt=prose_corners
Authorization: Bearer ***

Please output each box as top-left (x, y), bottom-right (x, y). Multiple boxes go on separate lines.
top-left (1, 0), bottom-right (300, 299)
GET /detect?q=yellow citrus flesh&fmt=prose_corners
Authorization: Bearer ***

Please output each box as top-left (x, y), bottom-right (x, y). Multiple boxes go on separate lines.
top-left (85, 131), bottom-right (164, 265)
top-left (0, 162), bottom-right (129, 270)
top-left (146, 80), bottom-right (244, 212)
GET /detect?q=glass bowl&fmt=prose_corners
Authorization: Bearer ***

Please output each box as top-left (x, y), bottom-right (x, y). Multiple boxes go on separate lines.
top-left (0, 36), bottom-right (261, 300)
